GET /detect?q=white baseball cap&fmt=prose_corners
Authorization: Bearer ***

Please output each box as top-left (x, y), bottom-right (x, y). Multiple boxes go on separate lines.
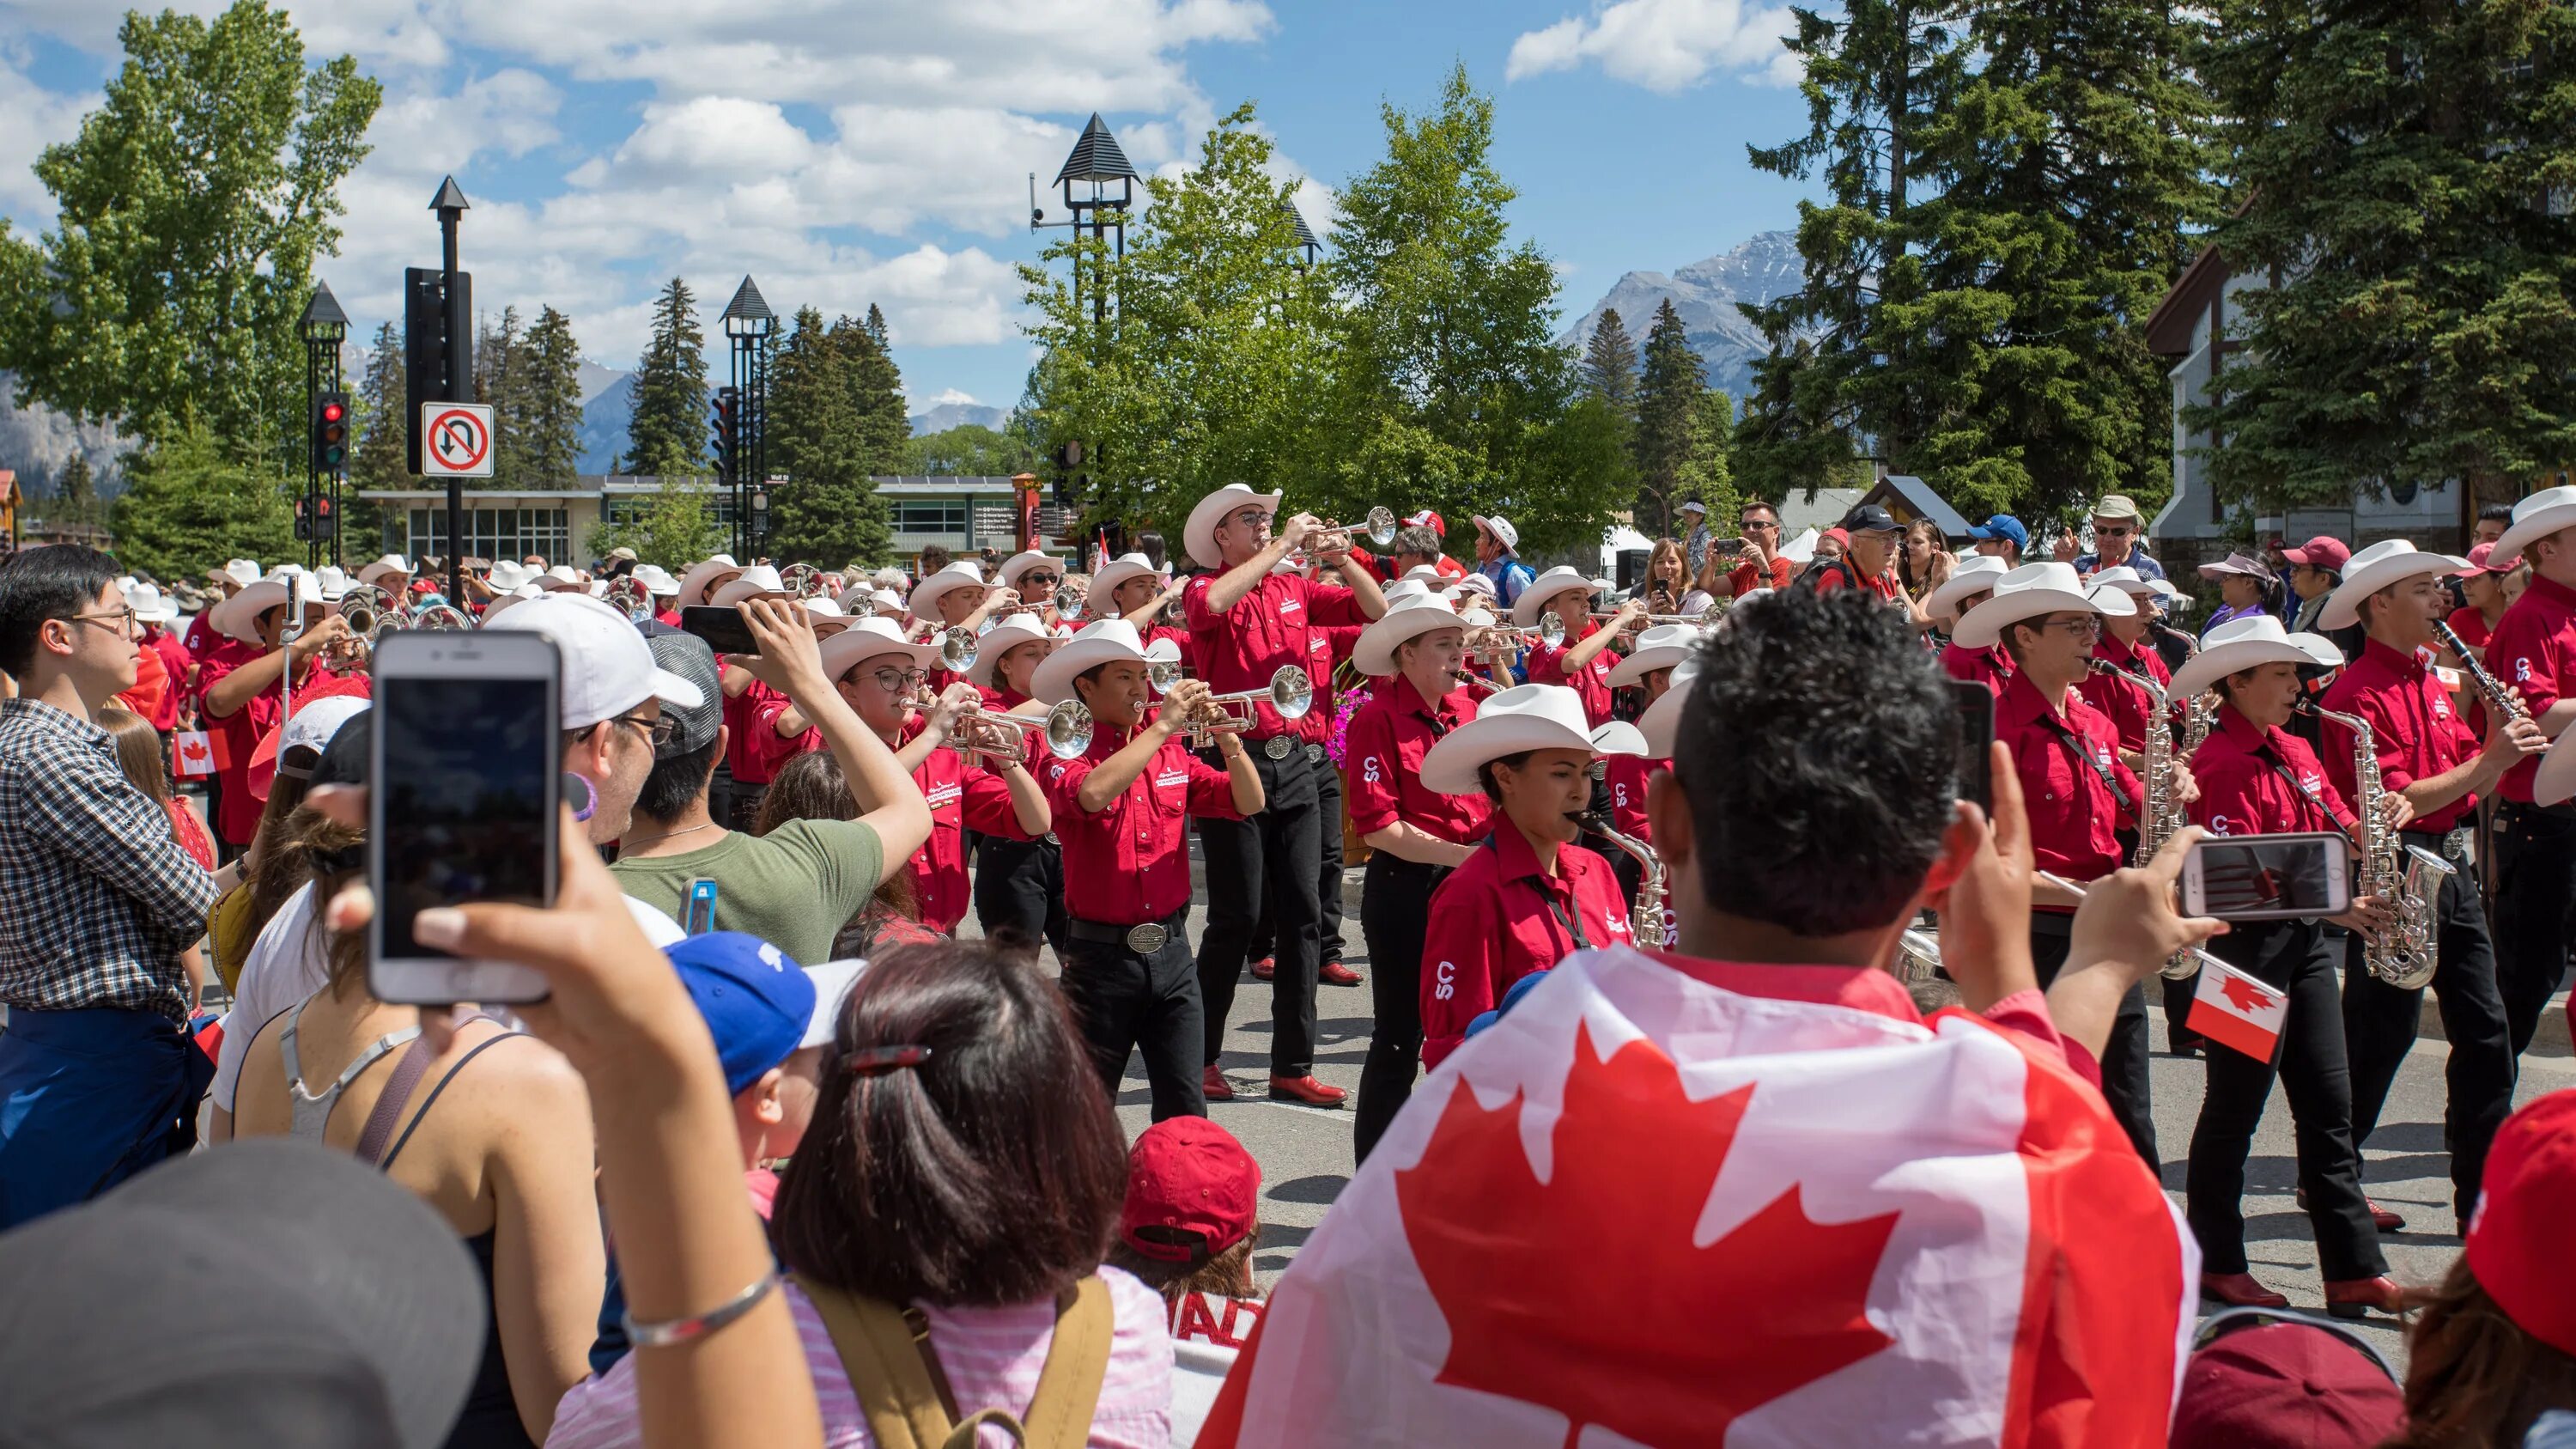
top-left (483, 593), bottom-right (706, 729)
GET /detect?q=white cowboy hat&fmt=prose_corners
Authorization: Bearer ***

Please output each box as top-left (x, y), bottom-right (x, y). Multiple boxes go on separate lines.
top-left (1591, 720), bottom-right (1649, 758)
top-left (209, 558), bottom-right (262, 590)
top-left (708, 564), bottom-right (787, 608)
top-left (2164, 614), bottom-right (2347, 700)
top-left (1185, 484), bottom-right (1284, 569)
top-left (532, 564), bottom-right (587, 593)
top-left (1453, 572), bottom-right (1497, 602)
top-left (479, 582), bottom-right (548, 623)
top-left (673, 554), bottom-right (744, 609)
top-left (1353, 594), bottom-right (1468, 677)
top-left (2491, 486), bottom-right (2576, 569)
top-left (1420, 684), bottom-right (1600, 795)
top-left (124, 582), bottom-right (178, 625)
top-left (2321, 539), bottom-right (2472, 630)
top-left (1606, 624), bottom-right (1704, 687)
top-left (355, 554), bottom-right (416, 588)
top-left (1086, 553), bottom-right (1164, 616)
top-left (803, 596), bottom-right (852, 636)
top-left (1031, 618), bottom-right (1151, 704)
top-left (484, 560), bottom-right (535, 594)
top-left (816, 618), bottom-right (943, 683)
top-left (632, 563), bottom-right (681, 598)
top-left (1923, 553), bottom-right (2011, 624)
top-left (213, 569), bottom-right (325, 642)
top-left (993, 549), bottom-right (1062, 590)
top-left (313, 565), bottom-right (354, 602)
top-left (1637, 657), bottom-right (1702, 756)
top-left (2151, 578), bottom-right (2196, 611)
top-left (2532, 728), bottom-right (2576, 807)
top-left (908, 562), bottom-right (989, 618)
top-left (1510, 566), bottom-right (1595, 627)
top-left (967, 613), bottom-right (1055, 691)
top-left (1952, 562), bottom-right (2136, 648)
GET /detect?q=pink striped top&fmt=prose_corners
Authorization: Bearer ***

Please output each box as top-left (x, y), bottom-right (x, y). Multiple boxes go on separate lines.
top-left (545, 1269), bottom-right (1174, 1449)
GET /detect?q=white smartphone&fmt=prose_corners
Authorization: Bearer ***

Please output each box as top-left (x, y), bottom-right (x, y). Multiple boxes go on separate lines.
top-left (367, 629), bottom-right (561, 1004)
top-left (2179, 831), bottom-right (2351, 922)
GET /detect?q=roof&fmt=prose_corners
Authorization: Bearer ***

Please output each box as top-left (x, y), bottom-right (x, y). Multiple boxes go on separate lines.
top-left (428, 176), bottom-right (470, 212)
top-left (1866, 474), bottom-right (1973, 537)
top-left (1777, 486), bottom-right (1867, 538)
top-left (359, 474), bottom-right (1026, 502)
top-left (299, 280), bottom-right (349, 330)
top-left (721, 276), bottom-right (773, 324)
top-left (1280, 199), bottom-right (1320, 251)
top-left (1054, 113), bottom-right (1139, 186)
top-left (2144, 243), bottom-right (2228, 356)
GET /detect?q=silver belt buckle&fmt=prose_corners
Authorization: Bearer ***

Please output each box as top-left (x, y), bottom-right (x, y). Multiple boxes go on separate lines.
top-left (2445, 826), bottom-right (2472, 861)
top-left (1264, 736), bottom-right (1292, 760)
top-left (1304, 742), bottom-right (1323, 763)
top-left (1043, 831), bottom-right (1060, 846)
top-left (1125, 922), bottom-right (1169, 953)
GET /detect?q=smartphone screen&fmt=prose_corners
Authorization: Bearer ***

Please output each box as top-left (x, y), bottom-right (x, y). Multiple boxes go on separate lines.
top-left (680, 604), bottom-right (757, 656)
top-left (1951, 679), bottom-right (1994, 813)
top-left (2181, 832), bottom-right (2351, 921)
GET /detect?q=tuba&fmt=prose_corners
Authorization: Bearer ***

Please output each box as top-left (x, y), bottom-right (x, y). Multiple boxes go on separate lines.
top-left (2300, 702), bottom-right (2450, 989)
top-left (1595, 827), bottom-right (1669, 947)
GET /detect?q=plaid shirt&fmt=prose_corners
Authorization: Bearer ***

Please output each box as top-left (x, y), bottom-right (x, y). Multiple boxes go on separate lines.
top-left (0, 699), bottom-right (218, 1022)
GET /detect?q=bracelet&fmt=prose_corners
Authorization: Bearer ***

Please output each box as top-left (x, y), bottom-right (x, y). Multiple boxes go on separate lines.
top-left (621, 1269), bottom-right (780, 1349)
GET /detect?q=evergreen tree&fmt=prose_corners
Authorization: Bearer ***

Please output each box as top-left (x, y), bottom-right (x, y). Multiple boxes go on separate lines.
top-left (1680, 387), bottom-right (1737, 524)
top-left (350, 320), bottom-right (406, 495)
top-left (1633, 300), bottom-right (1704, 534)
top-left (767, 307), bottom-right (897, 567)
top-left (107, 423), bottom-right (297, 581)
top-left (623, 277), bottom-right (708, 476)
top-left (52, 454), bottom-right (97, 526)
top-left (1579, 309), bottom-right (1640, 414)
top-left (516, 307), bottom-right (585, 490)
top-left (863, 304), bottom-right (890, 351)
top-left (474, 306), bottom-right (525, 487)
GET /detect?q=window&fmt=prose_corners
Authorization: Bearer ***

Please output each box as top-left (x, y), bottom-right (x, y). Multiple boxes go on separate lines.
top-left (604, 492), bottom-right (736, 527)
top-left (406, 507), bottom-right (571, 564)
top-left (894, 501), bottom-right (969, 535)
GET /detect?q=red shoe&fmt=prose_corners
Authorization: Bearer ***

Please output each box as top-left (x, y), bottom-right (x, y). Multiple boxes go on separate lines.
top-left (1267, 1075), bottom-right (1348, 1108)
top-left (1319, 959), bottom-right (1364, 987)
top-left (2200, 1272), bottom-right (2290, 1309)
top-left (2324, 1275), bottom-right (2405, 1320)
top-left (1200, 1065), bottom-right (1236, 1102)
top-left (2296, 1187), bottom-right (2407, 1233)
top-left (1249, 956), bottom-right (1276, 981)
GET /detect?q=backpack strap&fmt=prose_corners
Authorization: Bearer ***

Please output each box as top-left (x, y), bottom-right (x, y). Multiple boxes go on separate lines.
top-left (1015, 1276), bottom-right (1113, 1449)
top-left (793, 1275), bottom-right (1115, 1449)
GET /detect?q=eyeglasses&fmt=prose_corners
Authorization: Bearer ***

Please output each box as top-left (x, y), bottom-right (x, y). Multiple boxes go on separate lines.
top-left (608, 712), bottom-right (678, 748)
top-left (1743, 520), bottom-right (1780, 531)
top-left (862, 667), bottom-right (929, 692)
top-left (1018, 571), bottom-right (1061, 589)
top-left (65, 608), bottom-right (138, 638)
top-left (1224, 509), bottom-right (1271, 532)
top-left (2038, 616), bottom-right (2105, 636)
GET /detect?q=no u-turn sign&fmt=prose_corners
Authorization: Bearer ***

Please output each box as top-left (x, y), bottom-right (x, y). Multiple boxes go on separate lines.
top-left (421, 402), bottom-right (495, 478)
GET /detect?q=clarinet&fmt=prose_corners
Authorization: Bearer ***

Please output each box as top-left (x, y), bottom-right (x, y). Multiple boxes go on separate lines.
top-left (2433, 619), bottom-right (2527, 723)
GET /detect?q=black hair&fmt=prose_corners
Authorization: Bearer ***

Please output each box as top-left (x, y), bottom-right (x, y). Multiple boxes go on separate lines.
top-left (2479, 502), bottom-right (2517, 526)
top-left (0, 545), bottom-right (121, 677)
top-left (1133, 530), bottom-right (1169, 570)
top-left (1476, 749), bottom-right (1538, 803)
top-left (1671, 588), bottom-right (1958, 935)
top-left (633, 736), bottom-right (720, 822)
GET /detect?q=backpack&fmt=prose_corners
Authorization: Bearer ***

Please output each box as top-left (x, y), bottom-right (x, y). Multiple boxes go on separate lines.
top-left (796, 1274), bottom-right (1113, 1449)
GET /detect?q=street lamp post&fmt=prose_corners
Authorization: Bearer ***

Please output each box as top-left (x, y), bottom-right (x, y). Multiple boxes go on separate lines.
top-left (298, 281), bottom-right (350, 570)
top-left (1029, 113), bottom-right (1140, 524)
top-left (721, 276), bottom-right (775, 560)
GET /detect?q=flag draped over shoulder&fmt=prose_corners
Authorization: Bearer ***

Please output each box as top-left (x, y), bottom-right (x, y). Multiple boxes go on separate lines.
top-left (1199, 945), bottom-right (2198, 1448)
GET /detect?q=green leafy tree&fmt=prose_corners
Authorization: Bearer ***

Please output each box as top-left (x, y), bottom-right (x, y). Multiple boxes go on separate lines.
top-left (907, 423), bottom-right (1042, 477)
top-left (623, 277), bottom-right (708, 476)
top-left (1681, 387), bottom-right (1738, 523)
top-left (767, 307), bottom-right (899, 567)
top-left (515, 307), bottom-right (585, 490)
top-left (52, 454), bottom-right (99, 527)
top-left (2192, 0), bottom-right (2576, 507)
top-left (586, 484), bottom-right (726, 571)
top-left (1634, 300), bottom-right (1704, 534)
top-left (0, 1), bottom-right (380, 457)
top-left (108, 423), bottom-right (296, 581)
top-left (1580, 309), bottom-right (1640, 415)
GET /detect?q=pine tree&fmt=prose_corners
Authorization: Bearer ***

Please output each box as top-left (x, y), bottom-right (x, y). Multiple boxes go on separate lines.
top-left (1633, 300), bottom-right (1704, 535)
top-left (516, 307), bottom-right (584, 490)
top-left (474, 306), bottom-right (524, 486)
top-left (623, 277), bottom-right (708, 477)
top-left (1580, 309), bottom-right (1640, 414)
top-left (350, 321), bottom-right (407, 495)
top-left (862, 305), bottom-right (890, 351)
top-left (586, 482), bottom-right (725, 571)
top-left (52, 454), bottom-right (97, 526)
top-left (1680, 387), bottom-right (1736, 522)
top-left (768, 307), bottom-right (897, 568)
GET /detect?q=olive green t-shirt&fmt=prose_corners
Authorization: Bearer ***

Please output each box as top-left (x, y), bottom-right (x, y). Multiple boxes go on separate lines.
top-left (609, 819), bottom-right (885, 967)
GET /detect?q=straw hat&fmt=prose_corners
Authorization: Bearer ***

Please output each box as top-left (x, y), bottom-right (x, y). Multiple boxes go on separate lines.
top-left (1031, 618), bottom-right (1151, 705)
top-left (2321, 540), bottom-right (2471, 630)
top-left (2165, 615), bottom-right (2347, 700)
top-left (1419, 684), bottom-right (1601, 795)
top-left (672, 555), bottom-right (744, 608)
top-left (1952, 562), bottom-right (2136, 649)
top-left (1510, 567), bottom-right (1595, 628)
top-left (1353, 593), bottom-right (1468, 677)
top-left (816, 618), bottom-right (943, 682)
top-left (1923, 553), bottom-right (2010, 624)
top-left (1184, 484), bottom-right (1284, 570)
top-left (1606, 624), bottom-right (1703, 688)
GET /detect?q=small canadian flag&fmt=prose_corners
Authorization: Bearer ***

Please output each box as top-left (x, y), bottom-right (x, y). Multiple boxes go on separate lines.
top-left (170, 729), bottom-right (222, 780)
top-left (2187, 957), bottom-right (2288, 1062)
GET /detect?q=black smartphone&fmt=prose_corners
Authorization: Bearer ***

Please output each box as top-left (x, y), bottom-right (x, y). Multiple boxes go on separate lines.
top-left (2181, 832), bottom-right (2353, 922)
top-left (368, 630), bottom-right (562, 1003)
top-left (680, 604), bottom-right (757, 656)
top-left (1716, 539), bottom-right (1747, 557)
top-left (1952, 679), bottom-right (1995, 813)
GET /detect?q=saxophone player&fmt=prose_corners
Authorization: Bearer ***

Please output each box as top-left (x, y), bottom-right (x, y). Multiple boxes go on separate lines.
top-left (2316, 542), bottom-right (2543, 1234)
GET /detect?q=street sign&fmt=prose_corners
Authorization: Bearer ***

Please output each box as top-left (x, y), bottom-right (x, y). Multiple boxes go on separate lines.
top-left (421, 402), bottom-right (495, 478)
top-left (971, 505), bottom-right (1016, 541)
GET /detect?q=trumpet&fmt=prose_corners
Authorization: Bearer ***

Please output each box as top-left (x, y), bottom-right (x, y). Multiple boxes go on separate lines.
top-left (1054, 581), bottom-right (1087, 620)
top-left (412, 604), bottom-right (474, 631)
top-left (777, 563), bottom-right (829, 600)
top-left (1179, 666), bottom-right (1312, 747)
top-left (1147, 656), bottom-right (1186, 694)
top-left (939, 626), bottom-right (980, 672)
top-left (605, 574), bottom-right (655, 624)
top-left (1548, 602), bottom-right (1727, 646)
top-left (840, 592), bottom-right (878, 621)
top-left (1293, 506), bottom-right (1400, 564)
top-left (947, 701), bottom-right (1094, 764)
top-left (322, 585), bottom-right (404, 670)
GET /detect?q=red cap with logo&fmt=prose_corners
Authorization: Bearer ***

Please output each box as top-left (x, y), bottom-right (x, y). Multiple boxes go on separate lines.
top-left (2466, 1088), bottom-right (2576, 1356)
top-left (1120, 1117), bottom-right (1261, 1263)
top-left (2281, 535), bottom-right (2352, 574)
top-left (1406, 510), bottom-right (1446, 536)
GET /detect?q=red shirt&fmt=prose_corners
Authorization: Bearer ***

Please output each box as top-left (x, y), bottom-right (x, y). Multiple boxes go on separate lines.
top-left (1996, 669), bottom-right (2139, 886)
top-left (2481, 571), bottom-right (2576, 802)
top-left (1043, 727), bottom-right (1246, 925)
top-left (2444, 606), bottom-right (2493, 654)
top-left (1606, 752), bottom-right (1661, 842)
top-left (1524, 620), bottom-right (1622, 727)
top-left (653, 606), bottom-right (683, 629)
top-left (1419, 826), bottom-right (1632, 1068)
top-left (2077, 634), bottom-right (2172, 756)
top-left (896, 745), bottom-right (1023, 933)
top-left (2190, 703), bottom-right (2357, 840)
top-left (201, 666), bottom-right (368, 844)
top-left (119, 638), bottom-right (170, 726)
top-left (1295, 624), bottom-right (1362, 744)
top-left (1343, 675), bottom-right (1492, 844)
top-left (143, 628), bottom-right (189, 728)
top-left (1809, 562), bottom-right (1905, 602)
top-left (2317, 638), bottom-right (2482, 834)
top-left (1728, 555), bottom-right (1795, 596)
top-left (1182, 572), bottom-right (1366, 739)
top-left (1940, 641), bottom-right (2014, 699)
top-left (725, 679), bottom-right (792, 785)
top-left (185, 630), bottom-right (260, 711)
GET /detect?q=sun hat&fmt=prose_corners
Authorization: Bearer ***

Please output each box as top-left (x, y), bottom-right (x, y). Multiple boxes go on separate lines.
top-left (993, 549), bottom-right (1063, 590)
top-left (1966, 514), bottom-right (2029, 551)
top-left (2196, 551), bottom-right (2276, 585)
top-left (1637, 656), bottom-right (1701, 756)
top-left (2463, 1089), bottom-right (2576, 1356)
top-left (1923, 553), bottom-right (2011, 624)
top-left (1086, 553), bottom-right (1164, 617)
top-left (1952, 562), bottom-right (2136, 649)
top-left (708, 563), bottom-right (787, 608)
top-left (213, 568), bottom-right (325, 642)
top-left (2165, 614), bottom-right (2348, 700)
top-left (125, 581), bottom-right (179, 625)
top-left (1353, 593), bottom-right (1468, 677)
top-left (532, 564), bottom-right (587, 593)
top-left (1031, 618), bottom-right (1151, 705)
top-left (2320, 540), bottom-right (2470, 630)
top-left (2167, 1318), bottom-right (2402, 1449)
top-left (2486, 485), bottom-right (2576, 569)
top-left (1182, 484), bottom-right (1285, 569)
top-left (1680, 500), bottom-right (1706, 516)
top-left (246, 694), bottom-right (372, 802)
top-left (356, 554), bottom-right (415, 588)
top-left (816, 618), bottom-right (945, 685)
top-left (1605, 623), bottom-right (1703, 688)
top-left (1510, 566), bottom-right (1595, 627)
top-left (665, 933), bottom-right (816, 1098)
top-left (1470, 514), bottom-right (1520, 553)
top-left (632, 563), bottom-right (681, 597)
top-left (1419, 684), bottom-right (1601, 795)
top-left (2279, 535), bottom-right (2352, 576)
top-left (1121, 1117), bottom-right (1261, 1263)
top-left (482, 592), bottom-right (706, 730)
top-left (672, 554), bottom-right (744, 609)
top-left (483, 560), bottom-right (536, 594)
top-left (967, 613), bottom-right (1056, 691)
top-left (607, 546), bottom-right (638, 563)
top-left (2092, 494), bottom-right (2144, 522)
top-left (908, 561), bottom-right (990, 619)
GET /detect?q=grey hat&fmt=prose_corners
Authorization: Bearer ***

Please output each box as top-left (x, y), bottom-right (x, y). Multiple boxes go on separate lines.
top-left (0, 1141), bottom-right (483, 1449)
top-left (648, 631), bottom-right (725, 757)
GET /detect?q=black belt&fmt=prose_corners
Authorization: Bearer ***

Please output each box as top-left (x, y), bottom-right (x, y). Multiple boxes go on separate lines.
top-left (1068, 907), bottom-right (1187, 954)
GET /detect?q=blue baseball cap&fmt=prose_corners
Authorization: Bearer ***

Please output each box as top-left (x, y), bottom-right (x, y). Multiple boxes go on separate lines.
top-left (1966, 514), bottom-right (2029, 551)
top-left (665, 933), bottom-right (815, 1097)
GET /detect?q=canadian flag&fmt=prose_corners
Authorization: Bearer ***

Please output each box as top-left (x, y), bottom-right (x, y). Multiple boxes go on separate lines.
top-left (1199, 946), bottom-right (2198, 1449)
top-left (2185, 958), bottom-right (2288, 1063)
top-left (170, 729), bottom-right (223, 780)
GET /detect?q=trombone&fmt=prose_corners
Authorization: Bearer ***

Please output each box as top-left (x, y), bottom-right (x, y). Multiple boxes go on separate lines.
top-left (1177, 666), bottom-right (1312, 748)
top-left (947, 700), bottom-right (1094, 764)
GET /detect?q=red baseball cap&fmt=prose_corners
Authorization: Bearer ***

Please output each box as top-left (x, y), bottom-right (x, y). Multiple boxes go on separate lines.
top-left (2451, 542), bottom-right (2512, 577)
top-left (2168, 1321), bottom-right (2401, 1449)
top-left (2466, 1088), bottom-right (2576, 1356)
top-left (1405, 510), bottom-right (1445, 536)
top-left (2280, 535), bottom-right (2352, 574)
top-left (1119, 1117), bottom-right (1259, 1263)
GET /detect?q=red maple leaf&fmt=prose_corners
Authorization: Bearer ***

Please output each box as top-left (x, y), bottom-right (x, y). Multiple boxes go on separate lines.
top-left (179, 740), bottom-right (210, 766)
top-left (1394, 1022), bottom-right (1900, 1447)
top-left (2218, 973), bottom-right (2276, 1014)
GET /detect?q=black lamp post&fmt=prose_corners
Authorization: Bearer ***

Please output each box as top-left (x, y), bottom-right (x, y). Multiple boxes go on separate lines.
top-left (1034, 113), bottom-right (1139, 327)
top-left (1281, 198), bottom-right (1321, 273)
top-left (299, 280), bottom-right (350, 569)
top-left (720, 276), bottom-right (775, 559)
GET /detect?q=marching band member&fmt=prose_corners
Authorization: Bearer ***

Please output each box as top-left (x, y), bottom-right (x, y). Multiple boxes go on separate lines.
top-left (670, 554), bottom-right (743, 610)
top-left (962, 613), bottom-right (1070, 959)
top-left (1342, 590), bottom-right (1493, 1160)
top-left (1093, 552), bottom-right (1192, 670)
top-left (1599, 623), bottom-right (1699, 904)
top-left (197, 569), bottom-right (359, 849)
top-left (993, 549), bottom-right (1069, 631)
top-left (1516, 565), bottom-right (1631, 728)
top-left (2174, 614), bottom-right (2402, 1315)
top-left (1034, 619), bottom-right (1262, 1119)
top-left (1928, 553), bottom-right (2012, 697)
top-left (1415, 684), bottom-right (1635, 1071)
top-left (2314, 541), bottom-right (2540, 1233)
top-left (1953, 562), bottom-right (2168, 1162)
top-left (1181, 484), bottom-right (1387, 1109)
top-left (354, 553), bottom-right (413, 594)
top-left (1259, 617), bottom-right (1367, 989)
top-left (2080, 566), bottom-right (2176, 765)
top-left (906, 560), bottom-right (1003, 691)
top-left (2444, 543), bottom-right (2513, 656)
top-left (2481, 484), bottom-right (2576, 1063)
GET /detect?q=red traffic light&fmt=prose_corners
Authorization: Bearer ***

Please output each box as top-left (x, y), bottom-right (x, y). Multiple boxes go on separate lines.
top-left (320, 400), bottom-right (346, 424)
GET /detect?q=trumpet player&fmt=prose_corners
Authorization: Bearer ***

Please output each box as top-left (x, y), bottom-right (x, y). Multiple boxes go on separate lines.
top-left (962, 613), bottom-right (1072, 958)
top-left (1091, 552), bottom-right (1193, 673)
top-left (1598, 624), bottom-right (1699, 907)
top-left (994, 548), bottom-right (1071, 631)
top-left (1927, 554), bottom-right (2012, 697)
top-left (1033, 620), bottom-right (1263, 1120)
top-left (1179, 483), bottom-right (1388, 1109)
top-left (905, 561), bottom-right (1005, 689)
top-left (1515, 566), bottom-right (1631, 728)
top-left (2316, 541), bottom-right (2542, 1233)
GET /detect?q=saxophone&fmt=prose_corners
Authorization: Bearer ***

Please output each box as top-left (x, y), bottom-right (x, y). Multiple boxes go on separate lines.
top-left (2092, 661), bottom-right (2198, 979)
top-left (1596, 826), bottom-right (1669, 947)
top-left (2299, 703), bottom-right (2451, 990)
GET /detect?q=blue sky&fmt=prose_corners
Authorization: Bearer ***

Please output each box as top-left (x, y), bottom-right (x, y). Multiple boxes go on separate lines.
top-left (0, 0), bottom-right (1822, 418)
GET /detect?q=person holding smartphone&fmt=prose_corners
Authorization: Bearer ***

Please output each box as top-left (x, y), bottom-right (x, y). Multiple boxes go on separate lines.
top-left (2175, 613), bottom-right (2403, 1315)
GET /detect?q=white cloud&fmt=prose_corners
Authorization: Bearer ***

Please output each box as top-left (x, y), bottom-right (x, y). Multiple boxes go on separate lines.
top-left (1506, 0), bottom-right (1799, 91)
top-left (0, 57), bottom-right (92, 224)
top-left (919, 387), bottom-right (981, 407)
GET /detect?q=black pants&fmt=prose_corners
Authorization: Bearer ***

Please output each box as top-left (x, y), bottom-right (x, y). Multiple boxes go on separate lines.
top-left (2342, 846), bottom-right (2513, 1225)
top-left (2490, 801), bottom-right (2576, 1062)
top-left (1249, 746), bottom-right (1347, 967)
top-left (1196, 744), bottom-right (1321, 1077)
top-left (973, 836), bottom-right (1070, 961)
top-left (1060, 913), bottom-right (1203, 1122)
top-left (2186, 916), bottom-right (2386, 1281)
top-left (2030, 921), bottom-right (2159, 1166)
top-left (1355, 854), bottom-right (1448, 1164)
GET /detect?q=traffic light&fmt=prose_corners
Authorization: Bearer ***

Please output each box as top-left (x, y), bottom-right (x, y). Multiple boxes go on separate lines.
top-left (310, 391), bottom-right (350, 474)
top-left (709, 388), bottom-right (739, 482)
